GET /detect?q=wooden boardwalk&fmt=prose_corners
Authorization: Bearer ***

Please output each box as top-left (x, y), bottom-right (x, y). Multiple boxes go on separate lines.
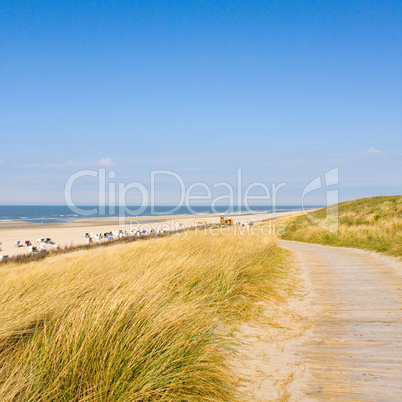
top-left (280, 241), bottom-right (402, 401)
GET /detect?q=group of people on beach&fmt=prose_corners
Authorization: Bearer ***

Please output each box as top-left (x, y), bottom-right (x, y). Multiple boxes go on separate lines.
top-left (0, 237), bottom-right (62, 260)
top-left (15, 237), bottom-right (60, 253)
top-left (84, 228), bottom-right (165, 243)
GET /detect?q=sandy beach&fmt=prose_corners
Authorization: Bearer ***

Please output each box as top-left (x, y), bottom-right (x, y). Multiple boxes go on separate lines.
top-left (0, 210), bottom-right (302, 258)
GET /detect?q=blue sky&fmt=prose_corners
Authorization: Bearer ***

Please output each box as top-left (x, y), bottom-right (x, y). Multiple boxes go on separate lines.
top-left (0, 0), bottom-right (401, 206)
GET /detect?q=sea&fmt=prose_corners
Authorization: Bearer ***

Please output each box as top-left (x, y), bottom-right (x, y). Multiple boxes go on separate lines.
top-left (0, 205), bottom-right (318, 224)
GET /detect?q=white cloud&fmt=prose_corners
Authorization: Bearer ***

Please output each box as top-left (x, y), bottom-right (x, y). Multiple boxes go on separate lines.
top-left (153, 157), bottom-right (170, 165)
top-left (367, 147), bottom-right (381, 153)
top-left (46, 160), bottom-right (83, 168)
top-left (98, 157), bottom-right (115, 167)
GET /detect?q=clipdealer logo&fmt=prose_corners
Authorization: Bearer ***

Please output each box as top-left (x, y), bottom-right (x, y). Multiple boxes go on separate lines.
top-left (64, 167), bottom-right (339, 233)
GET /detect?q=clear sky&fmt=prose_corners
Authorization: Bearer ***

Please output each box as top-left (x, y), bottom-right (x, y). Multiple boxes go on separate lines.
top-left (1, 0), bottom-right (401, 206)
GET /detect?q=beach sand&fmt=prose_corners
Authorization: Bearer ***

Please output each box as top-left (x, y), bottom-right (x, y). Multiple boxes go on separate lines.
top-left (0, 210), bottom-right (302, 258)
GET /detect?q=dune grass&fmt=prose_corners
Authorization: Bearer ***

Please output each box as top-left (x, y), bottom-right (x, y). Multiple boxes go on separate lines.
top-left (0, 228), bottom-right (290, 401)
top-left (280, 195), bottom-right (402, 257)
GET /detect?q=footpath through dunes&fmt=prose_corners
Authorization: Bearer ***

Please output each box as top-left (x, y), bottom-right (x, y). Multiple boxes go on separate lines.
top-left (280, 240), bottom-right (402, 401)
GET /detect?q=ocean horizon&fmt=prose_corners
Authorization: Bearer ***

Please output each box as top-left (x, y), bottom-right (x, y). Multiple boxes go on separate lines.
top-left (0, 205), bottom-right (321, 224)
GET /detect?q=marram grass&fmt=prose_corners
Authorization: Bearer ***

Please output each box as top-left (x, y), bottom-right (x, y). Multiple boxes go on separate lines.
top-left (0, 229), bottom-right (289, 401)
top-left (280, 195), bottom-right (402, 257)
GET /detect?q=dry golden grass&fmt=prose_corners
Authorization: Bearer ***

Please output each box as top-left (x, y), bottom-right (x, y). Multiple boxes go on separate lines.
top-left (0, 228), bottom-right (289, 401)
top-left (280, 196), bottom-right (402, 257)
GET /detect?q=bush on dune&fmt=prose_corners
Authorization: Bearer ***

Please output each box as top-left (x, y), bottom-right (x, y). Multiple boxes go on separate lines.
top-left (280, 195), bottom-right (402, 257)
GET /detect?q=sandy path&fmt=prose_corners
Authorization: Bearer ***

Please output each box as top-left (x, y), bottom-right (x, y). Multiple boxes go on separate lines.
top-left (278, 241), bottom-right (402, 401)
